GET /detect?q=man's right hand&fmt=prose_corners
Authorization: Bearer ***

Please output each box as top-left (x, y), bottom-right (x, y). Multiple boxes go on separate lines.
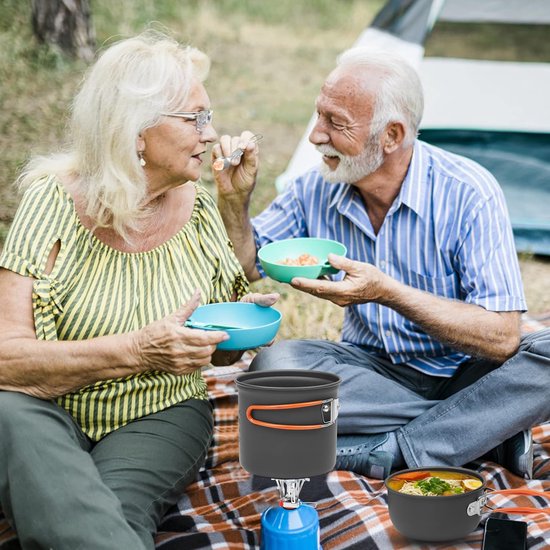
top-left (290, 254), bottom-right (386, 307)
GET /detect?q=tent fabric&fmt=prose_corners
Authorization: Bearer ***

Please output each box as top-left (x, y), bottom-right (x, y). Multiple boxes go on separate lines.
top-left (420, 59), bottom-right (550, 133)
top-left (440, 0), bottom-right (550, 25)
top-left (275, 0), bottom-right (550, 255)
top-left (370, 0), bottom-right (438, 44)
top-left (419, 129), bottom-right (550, 255)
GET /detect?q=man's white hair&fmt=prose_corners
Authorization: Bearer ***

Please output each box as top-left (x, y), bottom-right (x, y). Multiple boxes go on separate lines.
top-left (336, 47), bottom-right (424, 145)
top-left (18, 31), bottom-right (210, 239)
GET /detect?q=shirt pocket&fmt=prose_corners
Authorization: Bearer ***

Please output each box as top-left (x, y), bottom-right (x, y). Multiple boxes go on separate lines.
top-left (404, 270), bottom-right (459, 298)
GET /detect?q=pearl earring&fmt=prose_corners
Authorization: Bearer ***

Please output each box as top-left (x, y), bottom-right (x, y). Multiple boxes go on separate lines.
top-left (138, 152), bottom-right (146, 167)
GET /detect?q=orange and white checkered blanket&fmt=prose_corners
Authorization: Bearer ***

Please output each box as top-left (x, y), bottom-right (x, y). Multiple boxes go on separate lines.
top-left (1, 314), bottom-right (549, 549)
top-left (151, 363), bottom-right (549, 550)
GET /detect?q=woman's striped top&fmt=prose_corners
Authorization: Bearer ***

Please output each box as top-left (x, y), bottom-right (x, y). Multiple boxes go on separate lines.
top-left (0, 176), bottom-right (248, 440)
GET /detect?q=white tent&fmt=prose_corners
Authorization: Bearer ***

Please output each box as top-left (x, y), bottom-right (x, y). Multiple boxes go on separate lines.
top-left (275, 0), bottom-right (550, 254)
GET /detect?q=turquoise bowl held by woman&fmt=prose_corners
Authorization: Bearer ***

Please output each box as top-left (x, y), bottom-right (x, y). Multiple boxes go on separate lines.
top-left (186, 302), bottom-right (282, 350)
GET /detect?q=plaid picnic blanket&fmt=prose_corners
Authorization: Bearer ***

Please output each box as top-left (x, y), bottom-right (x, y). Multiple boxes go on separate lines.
top-left (1, 314), bottom-right (549, 549)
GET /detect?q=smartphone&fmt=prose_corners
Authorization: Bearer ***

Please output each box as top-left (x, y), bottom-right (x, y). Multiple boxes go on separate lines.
top-left (482, 517), bottom-right (527, 550)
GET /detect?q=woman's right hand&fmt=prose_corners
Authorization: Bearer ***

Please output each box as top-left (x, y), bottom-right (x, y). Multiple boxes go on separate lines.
top-left (212, 131), bottom-right (260, 199)
top-left (133, 291), bottom-right (229, 376)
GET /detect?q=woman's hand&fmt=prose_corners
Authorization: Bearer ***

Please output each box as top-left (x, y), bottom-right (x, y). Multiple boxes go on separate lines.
top-left (212, 131), bottom-right (260, 200)
top-left (134, 291), bottom-right (230, 375)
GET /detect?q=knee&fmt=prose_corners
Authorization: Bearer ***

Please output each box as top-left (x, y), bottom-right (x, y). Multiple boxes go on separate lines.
top-left (0, 393), bottom-right (40, 453)
top-left (249, 340), bottom-right (308, 372)
top-left (0, 392), bottom-right (65, 441)
top-left (511, 328), bottom-right (550, 369)
top-left (0, 392), bottom-right (37, 429)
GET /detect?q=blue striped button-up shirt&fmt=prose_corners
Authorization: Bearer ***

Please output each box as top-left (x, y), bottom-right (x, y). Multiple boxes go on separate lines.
top-left (252, 140), bottom-right (526, 377)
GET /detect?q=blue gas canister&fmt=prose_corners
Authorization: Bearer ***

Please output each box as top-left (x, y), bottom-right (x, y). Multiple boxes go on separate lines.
top-left (260, 502), bottom-right (321, 550)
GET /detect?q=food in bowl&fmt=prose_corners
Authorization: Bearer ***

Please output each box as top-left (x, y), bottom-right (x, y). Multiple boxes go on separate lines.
top-left (386, 470), bottom-right (483, 496)
top-left (258, 238), bottom-right (347, 283)
top-left (278, 253), bottom-right (319, 266)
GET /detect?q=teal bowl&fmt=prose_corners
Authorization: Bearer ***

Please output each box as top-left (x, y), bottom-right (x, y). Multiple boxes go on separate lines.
top-left (258, 237), bottom-right (347, 283)
top-left (188, 302), bottom-right (282, 351)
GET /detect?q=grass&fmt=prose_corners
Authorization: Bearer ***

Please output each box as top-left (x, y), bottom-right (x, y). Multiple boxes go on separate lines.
top-left (0, 0), bottom-right (549, 343)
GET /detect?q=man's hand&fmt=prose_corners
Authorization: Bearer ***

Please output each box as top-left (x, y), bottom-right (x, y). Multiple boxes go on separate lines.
top-left (292, 253), bottom-right (521, 362)
top-left (240, 292), bottom-right (280, 307)
top-left (212, 131), bottom-right (262, 282)
top-left (290, 254), bottom-right (385, 306)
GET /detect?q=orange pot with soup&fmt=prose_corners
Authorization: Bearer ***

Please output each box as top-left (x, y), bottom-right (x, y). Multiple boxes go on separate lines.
top-left (385, 467), bottom-right (550, 542)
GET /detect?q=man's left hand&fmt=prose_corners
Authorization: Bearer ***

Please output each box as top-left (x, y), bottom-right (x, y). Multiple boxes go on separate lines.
top-left (240, 292), bottom-right (280, 307)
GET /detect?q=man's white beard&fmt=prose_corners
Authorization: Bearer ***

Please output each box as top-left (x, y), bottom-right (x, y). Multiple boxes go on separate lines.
top-left (317, 133), bottom-right (384, 184)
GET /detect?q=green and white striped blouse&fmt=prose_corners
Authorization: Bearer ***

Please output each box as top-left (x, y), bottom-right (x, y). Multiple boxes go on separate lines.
top-left (0, 176), bottom-right (248, 440)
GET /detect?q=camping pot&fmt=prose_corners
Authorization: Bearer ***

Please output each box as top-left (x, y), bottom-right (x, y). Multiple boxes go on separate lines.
top-left (236, 370), bottom-right (340, 479)
top-left (385, 467), bottom-right (550, 542)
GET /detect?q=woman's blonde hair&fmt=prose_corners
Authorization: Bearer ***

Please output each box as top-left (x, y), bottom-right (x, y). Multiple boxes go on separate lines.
top-left (18, 31), bottom-right (210, 238)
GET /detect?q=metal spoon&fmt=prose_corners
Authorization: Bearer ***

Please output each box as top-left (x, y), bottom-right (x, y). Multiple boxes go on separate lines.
top-left (184, 319), bottom-right (244, 331)
top-left (213, 134), bottom-right (263, 171)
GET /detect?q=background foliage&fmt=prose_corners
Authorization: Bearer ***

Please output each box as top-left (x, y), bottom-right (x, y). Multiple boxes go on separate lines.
top-left (1, 0), bottom-right (548, 341)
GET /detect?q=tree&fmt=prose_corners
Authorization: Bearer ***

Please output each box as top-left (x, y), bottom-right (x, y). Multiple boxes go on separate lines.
top-left (31, 0), bottom-right (96, 62)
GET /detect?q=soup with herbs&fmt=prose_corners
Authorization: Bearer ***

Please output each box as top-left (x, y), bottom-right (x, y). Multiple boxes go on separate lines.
top-left (386, 470), bottom-right (483, 496)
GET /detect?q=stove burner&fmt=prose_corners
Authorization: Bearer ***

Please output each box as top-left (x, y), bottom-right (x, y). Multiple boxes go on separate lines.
top-left (274, 478), bottom-right (311, 509)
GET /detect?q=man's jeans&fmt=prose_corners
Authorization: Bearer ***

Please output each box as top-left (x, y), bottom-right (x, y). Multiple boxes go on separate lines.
top-left (249, 328), bottom-right (550, 468)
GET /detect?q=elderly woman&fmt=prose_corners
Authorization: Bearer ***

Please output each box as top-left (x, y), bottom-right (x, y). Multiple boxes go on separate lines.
top-left (0, 33), bottom-right (272, 549)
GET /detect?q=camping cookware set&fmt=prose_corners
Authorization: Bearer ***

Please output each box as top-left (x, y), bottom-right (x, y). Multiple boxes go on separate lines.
top-left (236, 369), bottom-right (340, 478)
top-left (236, 369), bottom-right (549, 546)
top-left (236, 369), bottom-right (341, 549)
top-left (385, 466), bottom-right (550, 541)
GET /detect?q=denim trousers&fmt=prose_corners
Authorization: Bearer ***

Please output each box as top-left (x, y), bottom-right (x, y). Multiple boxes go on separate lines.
top-left (0, 394), bottom-right (213, 550)
top-left (249, 328), bottom-right (550, 468)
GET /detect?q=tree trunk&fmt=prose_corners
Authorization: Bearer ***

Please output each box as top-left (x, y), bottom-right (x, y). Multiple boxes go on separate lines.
top-left (31, 0), bottom-right (96, 62)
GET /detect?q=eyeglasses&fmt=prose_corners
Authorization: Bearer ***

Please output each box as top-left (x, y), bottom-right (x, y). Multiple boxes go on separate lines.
top-left (161, 109), bottom-right (213, 133)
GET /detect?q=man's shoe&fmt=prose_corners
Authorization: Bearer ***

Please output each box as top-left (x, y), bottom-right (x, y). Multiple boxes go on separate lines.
top-left (503, 429), bottom-right (534, 479)
top-left (482, 429), bottom-right (534, 479)
top-left (335, 433), bottom-right (393, 479)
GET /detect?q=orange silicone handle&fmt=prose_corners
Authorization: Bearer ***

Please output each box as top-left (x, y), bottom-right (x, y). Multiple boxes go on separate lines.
top-left (489, 488), bottom-right (550, 515)
top-left (493, 507), bottom-right (550, 515)
top-left (246, 400), bottom-right (330, 430)
top-left (491, 488), bottom-right (549, 498)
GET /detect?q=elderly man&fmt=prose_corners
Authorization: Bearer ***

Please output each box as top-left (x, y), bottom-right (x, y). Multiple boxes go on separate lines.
top-left (213, 48), bottom-right (550, 479)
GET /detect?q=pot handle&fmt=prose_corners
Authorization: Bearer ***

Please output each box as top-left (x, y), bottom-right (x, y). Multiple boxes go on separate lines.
top-left (468, 489), bottom-right (550, 517)
top-left (246, 398), bottom-right (339, 430)
top-left (489, 488), bottom-right (550, 515)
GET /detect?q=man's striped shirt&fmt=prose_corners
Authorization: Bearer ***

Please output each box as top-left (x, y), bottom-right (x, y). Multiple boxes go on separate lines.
top-left (252, 140), bottom-right (526, 377)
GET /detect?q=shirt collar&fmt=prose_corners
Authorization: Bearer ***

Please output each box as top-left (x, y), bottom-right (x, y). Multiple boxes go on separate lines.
top-left (328, 181), bottom-right (355, 210)
top-left (326, 140), bottom-right (430, 219)
top-left (396, 140), bottom-right (430, 219)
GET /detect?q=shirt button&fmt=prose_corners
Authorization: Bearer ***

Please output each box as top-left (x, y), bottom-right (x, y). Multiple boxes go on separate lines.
top-left (385, 330), bottom-right (391, 337)
top-left (380, 260), bottom-right (386, 269)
